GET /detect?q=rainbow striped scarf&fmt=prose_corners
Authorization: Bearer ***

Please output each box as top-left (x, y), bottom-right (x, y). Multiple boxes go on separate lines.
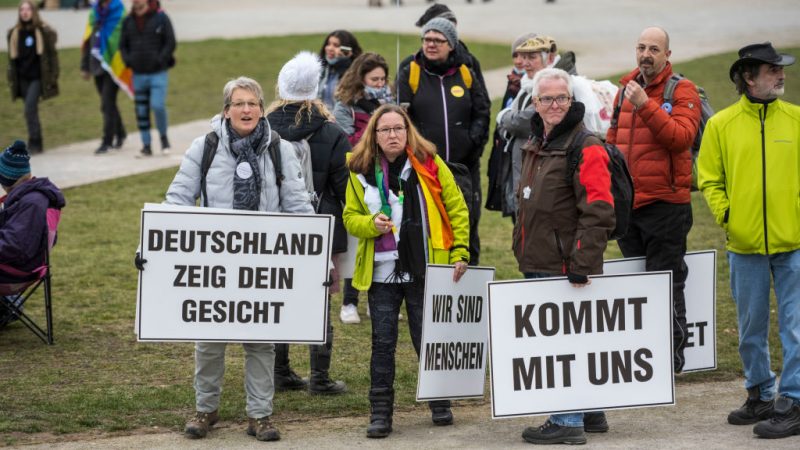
top-left (406, 148), bottom-right (454, 250)
top-left (82, 0), bottom-right (133, 98)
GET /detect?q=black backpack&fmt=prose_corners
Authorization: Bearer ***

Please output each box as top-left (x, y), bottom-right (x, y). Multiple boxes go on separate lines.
top-left (565, 130), bottom-right (634, 240)
top-left (199, 130), bottom-right (283, 207)
top-left (444, 160), bottom-right (473, 215)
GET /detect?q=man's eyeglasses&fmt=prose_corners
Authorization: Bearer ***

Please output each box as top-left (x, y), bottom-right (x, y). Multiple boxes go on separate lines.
top-left (376, 126), bottom-right (407, 136)
top-left (421, 37), bottom-right (449, 47)
top-left (229, 101), bottom-right (260, 110)
top-left (536, 95), bottom-right (572, 107)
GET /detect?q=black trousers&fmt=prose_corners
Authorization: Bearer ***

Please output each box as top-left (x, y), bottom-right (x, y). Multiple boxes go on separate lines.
top-left (93, 72), bottom-right (125, 146)
top-left (617, 201), bottom-right (693, 371)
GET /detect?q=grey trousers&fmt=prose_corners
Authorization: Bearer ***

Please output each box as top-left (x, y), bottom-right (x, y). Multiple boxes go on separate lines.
top-left (194, 342), bottom-right (276, 418)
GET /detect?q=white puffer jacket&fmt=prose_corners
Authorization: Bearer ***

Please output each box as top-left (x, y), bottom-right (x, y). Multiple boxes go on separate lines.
top-left (165, 114), bottom-right (314, 215)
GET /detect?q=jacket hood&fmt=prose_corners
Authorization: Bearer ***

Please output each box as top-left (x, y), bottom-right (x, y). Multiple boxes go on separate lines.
top-left (5, 177), bottom-right (65, 209)
top-left (266, 103), bottom-right (327, 140)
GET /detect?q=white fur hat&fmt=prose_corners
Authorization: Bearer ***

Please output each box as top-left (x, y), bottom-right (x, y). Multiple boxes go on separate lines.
top-left (278, 51), bottom-right (322, 101)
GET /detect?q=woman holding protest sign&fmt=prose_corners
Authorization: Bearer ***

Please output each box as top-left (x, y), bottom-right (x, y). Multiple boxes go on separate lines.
top-left (142, 76), bottom-right (314, 442)
top-left (343, 103), bottom-right (470, 438)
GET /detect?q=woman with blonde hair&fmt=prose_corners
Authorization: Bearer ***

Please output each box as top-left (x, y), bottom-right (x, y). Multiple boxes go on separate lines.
top-left (265, 51), bottom-right (351, 396)
top-left (343, 103), bottom-right (470, 438)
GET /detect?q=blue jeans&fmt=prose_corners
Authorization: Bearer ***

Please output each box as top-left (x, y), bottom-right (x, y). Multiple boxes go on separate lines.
top-left (523, 272), bottom-right (588, 428)
top-left (728, 249), bottom-right (800, 402)
top-left (133, 71), bottom-right (169, 145)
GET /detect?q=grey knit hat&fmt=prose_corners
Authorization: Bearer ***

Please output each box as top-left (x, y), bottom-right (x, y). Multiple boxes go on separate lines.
top-left (422, 18), bottom-right (458, 49)
top-left (512, 32), bottom-right (538, 56)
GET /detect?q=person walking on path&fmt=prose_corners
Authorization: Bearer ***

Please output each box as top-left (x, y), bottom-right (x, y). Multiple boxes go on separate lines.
top-left (318, 30), bottom-right (362, 110)
top-left (80, 0), bottom-right (132, 155)
top-left (698, 42), bottom-right (800, 439)
top-left (6, 0), bottom-right (59, 154)
top-left (120, 0), bottom-right (176, 157)
top-left (606, 26), bottom-right (701, 374)
top-left (343, 104), bottom-right (470, 438)
top-left (266, 51), bottom-right (350, 395)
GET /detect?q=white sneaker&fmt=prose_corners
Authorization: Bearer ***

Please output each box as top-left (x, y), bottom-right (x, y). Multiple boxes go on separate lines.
top-left (340, 304), bottom-right (361, 324)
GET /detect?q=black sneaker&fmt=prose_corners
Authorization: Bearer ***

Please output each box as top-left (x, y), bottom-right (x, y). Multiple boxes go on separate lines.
top-left (522, 420), bottom-right (586, 445)
top-left (431, 405), bottom-right (454, 426)
top-left (728, 387), bottom-right (774, 425)
top-left (94, 144), bottom-right (110, 155)
top-left (753, 396), bottom-right (800, 439)
top-left (308, 377), bottom-right (347, 395)
top-left (583, 412), bottom-right (609, 433)
top-left (113, 134), bottom-right (126, 149)
top-left (274, 370), bottom-right (308, 392)
top-left (161, 135), bottom-right (171, 154)
top-left (136, 145), bottom-right (153, 158)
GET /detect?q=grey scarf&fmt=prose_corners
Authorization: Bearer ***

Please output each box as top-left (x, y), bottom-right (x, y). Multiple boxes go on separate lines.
top-left (227, 118), bottom-right (266, 211)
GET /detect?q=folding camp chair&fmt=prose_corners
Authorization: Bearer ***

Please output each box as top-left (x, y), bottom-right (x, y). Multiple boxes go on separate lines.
top-left (0, 208), bottom-right (61, 345)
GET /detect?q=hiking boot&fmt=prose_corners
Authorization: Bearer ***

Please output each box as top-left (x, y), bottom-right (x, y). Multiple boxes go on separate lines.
top-left (247, 416), bottom-right (280, 441)
top-left (430, 400), bottom-right (454, 426)
top-left (583, 411), bottom-right (609, 433)
top-left (340, 304), bottom-right (361, 324)
top-left (753, 396), bottom-right (800, 439)
top-left (184, 410), bottom-right (219, 439)
top-left (728, 386), bottom-right (774, 425)
top-left (522, 420), bottom-right (587, 445)
top-left (274, 369), bottom-right (308, 392)
top-left (308, 377), bottom-right (347, 395)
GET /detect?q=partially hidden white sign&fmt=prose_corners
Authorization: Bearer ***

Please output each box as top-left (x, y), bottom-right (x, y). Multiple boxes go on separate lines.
top-left (136, 203), bottom-right (333, 343)
top-left (417, 265), bottom-right (496, 401)
top-left (603, 250), bottom-right (717, 372)
top-left (488, 272), bottom-right (675, 419)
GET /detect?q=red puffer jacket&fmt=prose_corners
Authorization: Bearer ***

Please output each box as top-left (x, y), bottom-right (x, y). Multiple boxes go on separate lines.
top-left (606, 62), bottom-right (701, 209)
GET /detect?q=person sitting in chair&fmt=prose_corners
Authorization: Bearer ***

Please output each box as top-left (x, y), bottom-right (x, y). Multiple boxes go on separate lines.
top-left (0, 140), bottom-right (65, 326)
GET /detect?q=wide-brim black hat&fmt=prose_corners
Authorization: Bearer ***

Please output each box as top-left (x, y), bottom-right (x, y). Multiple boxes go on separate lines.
top-left (729, 42), bottom-right (795, 81)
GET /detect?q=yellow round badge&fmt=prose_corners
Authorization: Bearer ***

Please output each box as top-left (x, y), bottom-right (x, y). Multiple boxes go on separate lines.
top-left (450, 85), bottom-right (465, 98)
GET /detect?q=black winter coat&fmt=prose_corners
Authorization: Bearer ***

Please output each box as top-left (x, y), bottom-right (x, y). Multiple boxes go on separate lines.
top-left (119, 11), bottom-right (176, 74)
top-left (397, 48), bottom-right (490, 167)
top-left (7, 24), bottom-right (59, 100)
top-left (267, 104), bottom-right (351, 253)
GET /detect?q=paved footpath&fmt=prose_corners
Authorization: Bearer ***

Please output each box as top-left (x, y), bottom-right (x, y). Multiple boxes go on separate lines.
top-left (16, 379), bottom-right (800, 449)
top-left (2, 0), bottom-right (798, 189)
top-left (3, 1), bottom-right (800, 448)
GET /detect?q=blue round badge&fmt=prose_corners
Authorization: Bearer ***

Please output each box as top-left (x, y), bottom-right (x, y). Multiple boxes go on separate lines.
top-left (661, 102), bottom-right (673, 114)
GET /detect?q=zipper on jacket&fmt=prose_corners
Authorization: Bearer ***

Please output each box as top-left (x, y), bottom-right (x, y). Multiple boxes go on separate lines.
top-left (760, 105), bottom-right (770, 255)
top-left (553, 229), bottom-right (567, 274)
top-left (438, 75), bottom-right (451, 161)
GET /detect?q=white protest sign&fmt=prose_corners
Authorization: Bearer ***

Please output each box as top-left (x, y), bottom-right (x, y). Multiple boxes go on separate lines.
top-left (136, 203), bottom-right (333, 343)
top-left (603, 250), bottom-right (717, 372)
top-left (488, 272), bottom-right (674, 419)
top-left (417, 265), bottom-right (496, 401)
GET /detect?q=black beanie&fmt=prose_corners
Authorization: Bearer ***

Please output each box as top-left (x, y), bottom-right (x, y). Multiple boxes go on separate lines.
top-left (415, 3), bottom-right (457, 27)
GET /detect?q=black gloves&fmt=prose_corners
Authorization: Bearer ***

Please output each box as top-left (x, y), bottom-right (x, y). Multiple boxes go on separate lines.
top-left (566, 271), bottom-right (588, 285)
top-left (134, 252), bottom-right (147, 271)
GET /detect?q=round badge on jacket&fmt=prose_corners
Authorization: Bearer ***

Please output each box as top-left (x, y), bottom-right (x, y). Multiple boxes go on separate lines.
top-left (236, 162), bottom-right (253, 179)
top-left (451, 85), bottom-right (465, 98)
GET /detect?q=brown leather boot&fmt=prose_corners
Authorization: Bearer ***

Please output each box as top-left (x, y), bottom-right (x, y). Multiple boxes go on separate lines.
top-left (184, 410), bottom-right (219, 439)
top-left (247, 416), bottom-right (281, 441)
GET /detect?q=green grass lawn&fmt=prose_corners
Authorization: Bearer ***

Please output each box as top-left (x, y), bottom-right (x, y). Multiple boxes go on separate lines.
top-left (0, 43), bottom-right (798, 443)
top-left (0, 32), bottom-right (510, 149)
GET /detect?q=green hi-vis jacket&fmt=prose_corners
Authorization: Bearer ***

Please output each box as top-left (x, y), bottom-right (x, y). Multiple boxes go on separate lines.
top-left (343, 154), bottom-right (470, 291)
top-left (698, 95), bottom-right (800, 255)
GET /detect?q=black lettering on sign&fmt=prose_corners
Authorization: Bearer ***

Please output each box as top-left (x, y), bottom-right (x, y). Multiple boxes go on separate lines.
top-left (588, 348), bottom-right (654, 385)
top-left (685, 321), bottom-right (708, 348)
top-left (432, 295), bottom-right (453, 322)
top-left (173, 265), bottom-right (226, 288)
top-left (515, 304), bottom-right (535, 337)
top-left (511, 354), bottom-right (575, 391)
top-left (456, 295), bottom-right (483, 323)
top-left (238, 267), bottom-right (294, 289)
top-left (180, 299), bottom-right (285, 324)
top-left (148, 229), bottom-right (163, 251)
